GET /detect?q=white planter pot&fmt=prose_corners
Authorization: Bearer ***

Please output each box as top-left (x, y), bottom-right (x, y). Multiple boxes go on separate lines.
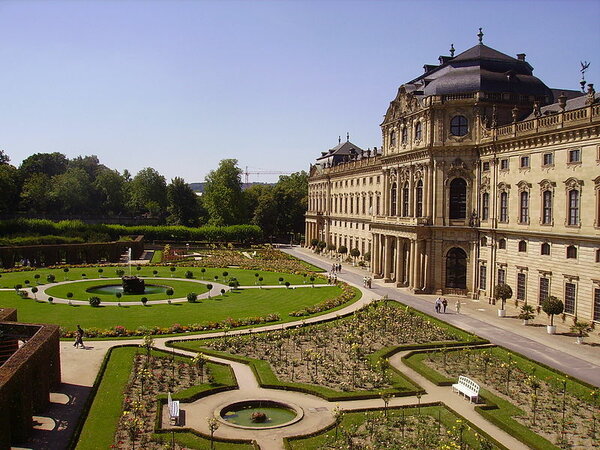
top-left (498, 309), bottom-right (506, 317)
top-left (576, 336), bottom-right (584, 345)
top-left (522, 319), bottom-right (529, 325)
top-left (547, 325), bottom-right (557, 334)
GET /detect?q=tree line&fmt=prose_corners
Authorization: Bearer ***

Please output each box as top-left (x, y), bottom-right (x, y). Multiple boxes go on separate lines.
top-left (0, 150), bottom-right (307, 235)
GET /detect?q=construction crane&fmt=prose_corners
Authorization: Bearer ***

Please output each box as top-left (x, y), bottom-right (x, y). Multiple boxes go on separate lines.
top-left (244, 166), bottom-right (291, 184)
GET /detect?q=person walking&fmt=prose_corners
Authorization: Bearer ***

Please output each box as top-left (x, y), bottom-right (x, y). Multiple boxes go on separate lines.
top-left (367, 277), bottom-right (372, 288)
top-left (74, 324), bottom-right (85, 349)
top-left (455, 299), bottom-right (461, 314)
top-left (442, 298), bottom-right (448, 313)
top-left (435, 297), bottom-right (441, 313)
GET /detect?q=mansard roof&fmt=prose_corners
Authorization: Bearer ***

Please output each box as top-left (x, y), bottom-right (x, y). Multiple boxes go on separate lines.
top-left (317, 140), bottom-right (365, 161)
top-left (403, 43), bottom-right (553, 101)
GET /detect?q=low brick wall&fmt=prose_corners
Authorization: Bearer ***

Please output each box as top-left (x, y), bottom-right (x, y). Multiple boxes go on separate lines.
top-left (0, 312), bottom-right (61, 449)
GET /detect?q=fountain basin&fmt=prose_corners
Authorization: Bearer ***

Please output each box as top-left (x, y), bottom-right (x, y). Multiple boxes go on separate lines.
top-left (217, 400), bottom-right (303, 429)
top-left (86, 284), bottom-right (170, 295)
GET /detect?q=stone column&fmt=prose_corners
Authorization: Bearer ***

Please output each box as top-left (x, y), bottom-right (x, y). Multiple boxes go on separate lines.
top-left (422, 240), bottom-right (431, 292)
top-left (372, 234), bottom-right (379, 276)
top-left (470, 241), bottom-right (478, 298)
top-left (423, 165), bottom-right (430, 219)
top-left (408, 239), bottom-right (415, 288)
top-left (383, 235), bottom-right (391, 280)
top-left (396, 238), bottom-right (404, 286)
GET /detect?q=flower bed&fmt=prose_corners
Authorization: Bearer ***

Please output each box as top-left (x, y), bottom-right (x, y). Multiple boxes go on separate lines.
top-left (60, 313), bottom-right (281, 338)
top-left (288, 282), bottom-right (355, 317)
top-left (421, 347), bottom-right (599, 449)
top-left (199, 302), bottom-right (459, 392)
top-left (285, 404), bottom-right (500, 449)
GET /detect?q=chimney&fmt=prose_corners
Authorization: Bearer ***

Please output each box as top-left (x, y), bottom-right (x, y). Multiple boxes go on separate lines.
top-left (517, 53), bottom-right (526, 61)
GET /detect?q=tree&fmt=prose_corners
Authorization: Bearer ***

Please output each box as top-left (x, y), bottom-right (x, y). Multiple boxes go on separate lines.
top-left (50, 167), bottom-right (93, 213)
top-left (20, 173), bottom-right (53, 213)
top-left (542, 296), bottom-right (564, 326)
top-left (94, 169), bottom-right (127, 215)
top-left (494, 284), bottom-right (513, 311)
top-left (69, 155), bottom-right (105, 180)
top-left (0, 163), bottom-right (20, 213)
top-left (245, 184), bottom-right (277, 236)
top-left (338, 245), bottom-right (348, 255)
top-left (167, 177), bottom-right (200, 226)
top-left (127, 167), bottom-right (167, 216)
top-left (203, 159), bottom-right (245, 226)
top-left (350, 248), bottom-right (360, 261)
top-left (273, 171), bottom-right (308, 234)
top-left (19, 152), bottom-right (68, 179)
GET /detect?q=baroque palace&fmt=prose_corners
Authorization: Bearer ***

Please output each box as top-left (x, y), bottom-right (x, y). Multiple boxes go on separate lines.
top-left (305, 31), bottom-right (600, 322)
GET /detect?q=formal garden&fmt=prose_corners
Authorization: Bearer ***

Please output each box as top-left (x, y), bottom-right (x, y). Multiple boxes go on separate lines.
top-left (0, 248), bottom-right (362, 338)
top-left (172, 301), bottom-right (483, 400)
top-left (404, 346), bottom-right (600, 449)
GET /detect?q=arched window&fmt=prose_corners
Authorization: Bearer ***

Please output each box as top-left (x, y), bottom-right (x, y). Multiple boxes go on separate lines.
top-left (449, 178), bottom-right (467, 219)
top-left (541, 242), bottom-right (551, 255)
top-left (566, 245), bottom-right (577, 259)
top-left (450, 115), bottom-right (468, 136)
top-left (390, 130), bottom-right (397, 147)
top-left (542, 190), bottom-right (553, 225)
top-left (414, 122), bottom-right (422, 141)
top-left (481, 192), bottom-right (490, 221)
top-left (518, 240), bottom-right (527, 252)
top-left (402, 182), bottom-right (410, 216)
top-left (390, 183), bottom-right (397, 216)
top-left (446, 247), bottom-right (467, 289)
top-left (401, 127), bottom-right (408, 144)
top-left (415, 180), bottom-right (423, 217)
top-left (519, 191), bottom-right (529, 223)
top-left (568, 190), bottom-right (580, 225)
top-left (499, 191), bottom-right (509, 222)
top-left (498, 238), bottom-right (507, 249)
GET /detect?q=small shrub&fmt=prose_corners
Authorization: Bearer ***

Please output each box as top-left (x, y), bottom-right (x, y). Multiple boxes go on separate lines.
top-left (47, 274), bottom-right (56, 283)
top-left (187, 292), bottom-right (197, 303)
top-left (89, 296), bottom-right (101, 307)
top-left (141, 297), bottom-right (148, 306)
top-left (185, 270), bottom-right (194, 279)
top-left (542, 296), bottom-right (564, 326)
top-left (47, 297), bottom-right (54, 304)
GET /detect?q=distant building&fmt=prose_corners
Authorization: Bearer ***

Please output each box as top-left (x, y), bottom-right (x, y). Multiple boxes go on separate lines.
top-left (306, 32), bottom-right (600, 322)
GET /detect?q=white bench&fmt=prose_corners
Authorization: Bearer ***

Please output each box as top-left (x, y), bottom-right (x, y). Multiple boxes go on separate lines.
top-left (167, 393), bottom-right (180, 425)
top-left (452, 375), bottom-right (480, 403)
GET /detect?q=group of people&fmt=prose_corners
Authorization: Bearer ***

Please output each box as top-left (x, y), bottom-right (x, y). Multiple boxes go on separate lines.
top-left (331, 263), bottom-right (342, 273)
top-left (327, 273), bottom-right (338, 284)
top-left (435, 297), bottom-right (461, 314)
top-left (362, 276), bottom-right (372, 288)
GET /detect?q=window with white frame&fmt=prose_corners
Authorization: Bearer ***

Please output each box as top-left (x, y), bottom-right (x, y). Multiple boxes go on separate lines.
top-left (539, 277), bottom-right (550, 304)
top-left (517, 272), bottom-right (526, 300)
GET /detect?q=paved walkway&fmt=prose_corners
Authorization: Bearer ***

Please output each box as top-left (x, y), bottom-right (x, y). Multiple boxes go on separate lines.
top-left (283, 246), bottom-right (600, 387)
top-left (24, 248), bottom-right (599, 449)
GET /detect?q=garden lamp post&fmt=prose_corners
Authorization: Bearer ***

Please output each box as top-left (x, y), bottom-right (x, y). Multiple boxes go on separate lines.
top-left (128, 247), bottom-right (132, 276)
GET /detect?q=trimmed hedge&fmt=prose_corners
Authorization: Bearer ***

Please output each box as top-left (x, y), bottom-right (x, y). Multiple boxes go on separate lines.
top-left (0, 219), bottom-right (262, 243)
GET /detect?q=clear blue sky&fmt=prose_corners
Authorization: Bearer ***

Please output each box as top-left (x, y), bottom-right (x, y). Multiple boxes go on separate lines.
top-left (1, 0), bottom-right (598, 183)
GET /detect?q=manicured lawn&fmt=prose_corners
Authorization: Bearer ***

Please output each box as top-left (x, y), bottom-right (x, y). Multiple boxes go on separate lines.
top-left (44, 278), bottom-right (209, 302)
top-left (0, 266), bottom-right (325, 288)
top-left (76, 346), bottom-right (245, 450)
top-left (0, 285), bottom-right (351, 334)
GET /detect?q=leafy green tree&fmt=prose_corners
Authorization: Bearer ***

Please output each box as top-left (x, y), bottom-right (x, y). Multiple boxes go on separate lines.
top-left (167, 177), bottom-right (200, 226)
top-left (127, 167), bottom-right (167, 216)
top-left (50, 167), bottom-right (93, 213)
top-left (94, 168), bottom-right (127, 215)
top-left (19, 152), bottom-right (68, 179)
top-left (245, 184), bottom-right (277, 236)
top-left (20, 173), bottom-right (53, 213)
top-left (68, 155), bottom-right (105, 180)
top-left (273, 171), bottom-right (308, 234)
top-left (0, 163), bottom-right (20, 213)
top-left (203, 159), bottom-right (245, 225)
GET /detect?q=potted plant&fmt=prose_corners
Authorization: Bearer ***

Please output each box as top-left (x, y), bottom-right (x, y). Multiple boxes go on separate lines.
top-left (518, 304), bottom-right (535, 325)
top-left (542, 296), bottom-right (564, 334)
top-left (570, 320), bottom-right (593, 344)
top-left (494, 283), bottom-right (513, 317)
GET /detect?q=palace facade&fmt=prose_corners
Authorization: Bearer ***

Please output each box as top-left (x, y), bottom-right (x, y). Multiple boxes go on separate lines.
top-left (306, 34), bottom-right (600, 322)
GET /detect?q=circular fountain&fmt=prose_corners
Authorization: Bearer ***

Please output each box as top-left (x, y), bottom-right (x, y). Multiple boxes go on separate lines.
top-left (86, 284), bottom-right (169, 295)
top-left (217, 400), bottom-right (303, 429)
